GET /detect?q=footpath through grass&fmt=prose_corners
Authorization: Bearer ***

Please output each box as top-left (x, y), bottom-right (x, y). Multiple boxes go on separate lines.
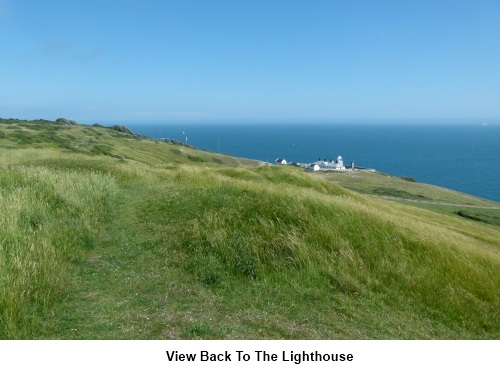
top-left (1, 121), bottom-right (499, 339)
top-left (30, 163), bottom-right (500, 338)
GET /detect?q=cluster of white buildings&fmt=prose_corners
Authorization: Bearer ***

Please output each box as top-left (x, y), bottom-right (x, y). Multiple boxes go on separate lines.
top-left (275, 155), bottom-right (367, 172)
top-left (306, 156), bottom-right (349, 171)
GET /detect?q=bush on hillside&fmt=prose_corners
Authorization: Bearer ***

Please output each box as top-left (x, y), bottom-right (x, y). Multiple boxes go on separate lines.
top-left (55, 118), bottom-right (78, 125)
top-left (401, 176), bottom-right (416, 182)
top-left (109, 125), bottom-right (135, 136)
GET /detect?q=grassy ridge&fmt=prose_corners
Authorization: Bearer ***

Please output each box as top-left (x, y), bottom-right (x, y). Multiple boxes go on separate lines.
top-left (142, 166), bottom-right (499, 338)
top-left (0, 120), bottom-right (499, 339)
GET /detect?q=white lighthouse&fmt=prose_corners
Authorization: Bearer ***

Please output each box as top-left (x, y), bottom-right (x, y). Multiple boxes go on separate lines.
top-left (337, 156), bottom-right (344, 168)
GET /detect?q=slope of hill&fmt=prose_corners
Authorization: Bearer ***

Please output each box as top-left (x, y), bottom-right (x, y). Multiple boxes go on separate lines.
top-left (0, 119), bottom-right (499, 339)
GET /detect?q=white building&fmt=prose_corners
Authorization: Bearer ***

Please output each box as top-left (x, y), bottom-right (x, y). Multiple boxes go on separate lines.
top-left (275, 158), bottom-right (287, 165)
top-left (307, 163), bottom-right (321, 171)
top-left (308, 156), bottom-right (345, 171)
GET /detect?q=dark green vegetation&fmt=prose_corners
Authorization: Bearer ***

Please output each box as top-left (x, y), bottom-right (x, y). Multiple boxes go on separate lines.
top-left (455, 210), bottom-right (500, 226)
top-left (400, 176), bottom-right (417, 182)
top-left (321, 170), bottom-right (500, 227)
top-left (1, 119), bottom-right (499, 339)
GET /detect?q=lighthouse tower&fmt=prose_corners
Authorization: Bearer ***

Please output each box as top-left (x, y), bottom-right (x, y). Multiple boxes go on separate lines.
top-left (337, 155), bottom-right (344, 167)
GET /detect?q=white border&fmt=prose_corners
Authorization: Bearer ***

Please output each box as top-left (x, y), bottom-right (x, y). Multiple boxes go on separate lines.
top-left (1, 340), bottom-right (498, 370)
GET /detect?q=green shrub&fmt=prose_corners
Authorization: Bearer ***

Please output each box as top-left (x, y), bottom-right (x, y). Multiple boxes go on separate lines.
top-left (109, 125), bottom-right (134, 135)
top-left (401, 176), bottom-right (416, 182)
top-left (91, 144), bottom-right (113, 156)
top-left (187, 155), bottom-right (204, 162)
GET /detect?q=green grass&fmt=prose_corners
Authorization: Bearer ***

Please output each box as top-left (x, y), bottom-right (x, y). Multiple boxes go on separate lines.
top-left (0, 119), bottom-right (499, 339)
top-left (320, 170), bottom-right (498, 207)
top-left (0, 160), bottom-right (118, 338)
top-left (318, 170), bottom-right (500, 231)
top-left (455, 210), bottom-right (500, 226)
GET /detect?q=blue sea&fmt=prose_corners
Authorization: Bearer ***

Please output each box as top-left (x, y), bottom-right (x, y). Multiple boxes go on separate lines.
top-left (124, 122), bottom-right (500, 203)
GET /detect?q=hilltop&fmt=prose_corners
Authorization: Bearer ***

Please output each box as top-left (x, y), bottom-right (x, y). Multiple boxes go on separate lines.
top-left (0, 118), bottom-right (499, 339)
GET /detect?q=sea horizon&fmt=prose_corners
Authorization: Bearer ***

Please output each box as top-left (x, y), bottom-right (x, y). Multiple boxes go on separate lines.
top-left (117, 122), bottom-right (500, 203)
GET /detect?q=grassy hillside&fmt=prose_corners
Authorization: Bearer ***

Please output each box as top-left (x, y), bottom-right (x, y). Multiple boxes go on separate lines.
top-left (1, 119), bottom-right (499, 339)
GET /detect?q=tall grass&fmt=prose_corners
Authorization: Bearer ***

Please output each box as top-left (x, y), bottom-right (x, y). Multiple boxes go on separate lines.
top-left (147, 165), bottom-right (500, 337)
top-left (0, 164), bottom-right (117, 338)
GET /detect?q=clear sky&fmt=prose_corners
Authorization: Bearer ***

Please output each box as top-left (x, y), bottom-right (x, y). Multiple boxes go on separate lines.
top-left (1, 0), bottom-right (499, 124)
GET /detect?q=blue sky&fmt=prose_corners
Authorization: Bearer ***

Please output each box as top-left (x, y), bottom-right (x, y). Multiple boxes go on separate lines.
top-left (1, 0), bottom-right (499, 123)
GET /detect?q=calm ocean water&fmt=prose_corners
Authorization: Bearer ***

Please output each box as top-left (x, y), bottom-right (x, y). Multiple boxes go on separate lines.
top-left (124, 123), bottom-right (500, 202)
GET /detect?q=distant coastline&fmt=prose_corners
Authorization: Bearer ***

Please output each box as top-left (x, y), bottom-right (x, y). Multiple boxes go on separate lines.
top-left (126, 123), bottom-right (500, 203)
